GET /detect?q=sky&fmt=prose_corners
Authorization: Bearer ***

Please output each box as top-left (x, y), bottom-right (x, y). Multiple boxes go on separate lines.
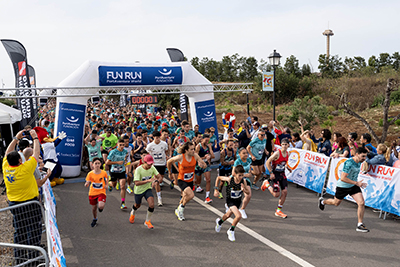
top-left (0, 0), bottom-right (400, 87)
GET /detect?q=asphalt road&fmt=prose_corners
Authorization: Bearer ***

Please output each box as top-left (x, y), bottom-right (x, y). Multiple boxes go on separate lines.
top-left (53, 169), bottom-right (400, 267)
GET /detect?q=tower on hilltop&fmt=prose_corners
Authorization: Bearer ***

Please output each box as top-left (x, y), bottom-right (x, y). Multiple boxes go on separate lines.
top-left (322, 29), bottom-right (334, 58)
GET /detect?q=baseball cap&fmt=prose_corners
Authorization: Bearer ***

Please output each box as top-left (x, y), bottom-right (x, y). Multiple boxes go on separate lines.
top-left (137, 125), bottom-right (143, 129)
top-left (144, 154), bottom-right (154, 164)
top-left (253, 122), bottom-right (260, 127)
top-left (261, 124), bottom-right (268, 129)
top-left (162, 122), bottom-right (168, 127)
top-left (126, 127), bottom-right (132, 132)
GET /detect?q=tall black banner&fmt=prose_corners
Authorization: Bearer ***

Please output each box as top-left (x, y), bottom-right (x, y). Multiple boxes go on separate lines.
top-left (167, 48), bottom-right (188, 121)
top-left (1, 39), bottom-right (36, 128)
top-left (28, 64), bottom-right (38, 125)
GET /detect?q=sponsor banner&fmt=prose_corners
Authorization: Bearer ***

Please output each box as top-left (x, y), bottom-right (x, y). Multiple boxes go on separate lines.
top-left (131, 95), bottom-right (158, 104)
top-left (119, 94), bottom-right (127, 107)
top-left (179, 94), bottom-right (189, 121)
top-left (1, 39), bottom-right (36, 128)
top-left (55, 102), bottom-right (86, 166)
top-left (328, 159), bottom-right (400, 216)
top-left (42, 179), bottom-right (67, 267)
top-left (195, 99), bottom-right (219, 139)
top-left (262, 71), bottom-right (274, 92)
top-left (285, 148), bottom-right (330, 193)
top-left (98, 66), bottom-right (183, 86)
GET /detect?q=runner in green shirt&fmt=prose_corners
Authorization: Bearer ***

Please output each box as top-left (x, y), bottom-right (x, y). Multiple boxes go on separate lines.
top-left (129, 154), bottom-right (163, 229)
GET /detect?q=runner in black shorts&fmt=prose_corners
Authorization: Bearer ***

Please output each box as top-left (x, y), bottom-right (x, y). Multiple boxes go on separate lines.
top-left (214, 165), bottom-right (249, 242)
top-left (217, 139), bottom-right (236, 199)
top-left (319, 147), bottom-right (370, 233)
top-left (261, 138), bottom-right (291, 218)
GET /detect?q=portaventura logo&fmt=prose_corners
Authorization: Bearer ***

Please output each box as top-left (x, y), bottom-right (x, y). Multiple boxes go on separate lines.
top-left (66, 116), bottom-right (79, 123)
top-left (158, 68), bottom-right (172, 75)
top-left (204, 111), bottom-right (214, 117)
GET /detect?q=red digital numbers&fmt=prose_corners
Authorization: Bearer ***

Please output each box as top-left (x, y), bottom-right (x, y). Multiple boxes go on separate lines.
top-left (131, 96), bottom-right (158, 104)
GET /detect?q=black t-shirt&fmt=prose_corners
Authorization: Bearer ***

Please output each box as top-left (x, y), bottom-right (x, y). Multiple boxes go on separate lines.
top-left (226, 176), bottom-right (244, 201)
top-left (265, 131), bottom-right (274, 153)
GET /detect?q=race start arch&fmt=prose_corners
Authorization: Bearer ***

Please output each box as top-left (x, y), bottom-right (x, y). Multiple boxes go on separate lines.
top-left (53, 60), bottom-right (251, 177)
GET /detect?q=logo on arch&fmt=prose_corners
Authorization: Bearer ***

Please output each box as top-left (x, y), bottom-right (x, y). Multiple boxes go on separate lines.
top-left (158, 68), bottom-right (173, 75)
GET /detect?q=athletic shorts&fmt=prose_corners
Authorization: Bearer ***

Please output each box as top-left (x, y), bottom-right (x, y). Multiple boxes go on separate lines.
top-left (110, 171), bottom-right (126, 182)
top-left (178, 180), bottom-right (194, 191)
top-left (195, 165), bottom-right (211, 176)
top-left (271, 171), bottom-right (288, 191)
top-left (219, 168), bottom-right (232, 177)
top-left (89, 194), bottom-right (106, 205)
top-left (251, 158), bottom-right (264, 166)
top-left (134, 189), bottom-right (154, 205)
top-left (171, 165), bottom-right (179, 174)
top-left (262, 152), bottom-right (268, 164)
top-left (335, 185), bottom-right (361, 200)
top-left (226, 198), bottom-right (242, 209)
top-left (155, 165), bottom-right (166, 176)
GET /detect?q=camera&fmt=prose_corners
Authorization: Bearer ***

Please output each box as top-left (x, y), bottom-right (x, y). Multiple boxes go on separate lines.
top-left (24, 131), bottom-right (30, 136)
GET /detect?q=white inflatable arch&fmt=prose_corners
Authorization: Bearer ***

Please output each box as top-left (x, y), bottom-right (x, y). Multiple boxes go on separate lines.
top-left (55, 60), bottom-right (218, 177)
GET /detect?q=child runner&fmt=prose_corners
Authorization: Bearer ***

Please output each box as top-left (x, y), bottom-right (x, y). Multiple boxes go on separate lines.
top-left (214, 165), bottom-right (250, 242)
top-left (85, 157), bottom-right (108, 227)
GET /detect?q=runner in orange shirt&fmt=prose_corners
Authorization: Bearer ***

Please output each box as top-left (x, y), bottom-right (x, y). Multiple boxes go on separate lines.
top-left (85, 157), bottom-right (108, 227)
top-left (167, 141), bottom-right (207, 221)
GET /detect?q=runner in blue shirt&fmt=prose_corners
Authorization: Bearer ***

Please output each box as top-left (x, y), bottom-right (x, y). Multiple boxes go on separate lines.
top-left (319, 147), bottom-right (370, 233)
top-left (247, 130), bottom-right (267, 190)
top-left (106, 139), bottom-right (128, 210)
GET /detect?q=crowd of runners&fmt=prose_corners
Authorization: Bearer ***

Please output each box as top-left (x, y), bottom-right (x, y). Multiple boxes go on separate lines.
top-left (33, 98), bottom-right (400, 241)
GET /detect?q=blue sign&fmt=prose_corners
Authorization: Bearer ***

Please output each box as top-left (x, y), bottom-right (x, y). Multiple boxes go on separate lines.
top-left (98, 66), bottom-right (183, 86)
top-left (195, 99), bottom-right (219, 139)
top-left (55, 102), bottom-right (86, 166)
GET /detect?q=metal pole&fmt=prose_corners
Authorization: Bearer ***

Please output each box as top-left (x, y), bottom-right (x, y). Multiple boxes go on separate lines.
top-left (273, 66), bottom-right (276, 121)
top-left (246, 93), bottom-right (249, 115)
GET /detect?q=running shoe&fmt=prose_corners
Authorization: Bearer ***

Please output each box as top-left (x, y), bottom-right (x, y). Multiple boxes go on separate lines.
top-left (158, 197), bottom-right (163, 206)
top-left (227, 229), bottom-right (235, 242)
top-left (218, 192), bottom-right (224, 199)
top-left (129, 212), bottom-right (135, 224)
top-left (251, 183), bottom-right (260, 191)
top-left (240, 209), bottom-right (247, 219)
top-left (215, 218), bottom-right (222, 233)
top-left (116, 181), bottom-right (120, 190)
top-left (126, 185), bottom-right (133, 194)
top-left (175, 208), bottom-right (185, 221)
top-left (160, 182), bottom-right (164, 187)
top-left (356, 224), bottom-right (370, 233)
top-left (169, 182), bottom-right (174, 190)
top-left (275, 210), bottom-right (287, 219)
top-left (225, 203), bottom-right (229, 213)
top-left (91, 219), bottom-right (97, 227)
top-left (196, 186), bottom-right (204, 193)
top-left (121, 203), bottom-right (127, 210)
top-left (108, 182), bottom-right (113, 192)
top-left (144, 220), bottom-right (154, 229)
top-left (205, 197), bottom-right (213, 204)
top-left (261, 180), bottom-right (270, 191)
top-left (318, 197), bottom-right (325, 211)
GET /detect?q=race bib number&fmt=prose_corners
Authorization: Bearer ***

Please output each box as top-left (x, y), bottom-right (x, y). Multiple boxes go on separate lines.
top-left (258, 150), bottom-right (263, 155)
top-left (142, 175), bottom-right (152, 181)
top-left (113, 165), bottom-right (123, 173)
top-left (92, 182), bottom-right (103, 189)
top-left (230, 189), bottom-right (242, 199)
top-left (90, 151), bottom-right (99, 158)
top-left (184, 172), bottom-right (194, 181)
top-left (275, 163), bottom-right (285, 172)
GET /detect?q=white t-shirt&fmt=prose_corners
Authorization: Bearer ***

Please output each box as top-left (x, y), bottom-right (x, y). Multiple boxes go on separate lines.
top-left (124, 144), bottom-right (134, 163)
top-left (42, 142), bottom-right (57, 161)
top-left (146, 141), bottom-right (168, 166)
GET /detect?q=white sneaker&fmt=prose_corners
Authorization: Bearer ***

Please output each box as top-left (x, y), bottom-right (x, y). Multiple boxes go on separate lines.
top-left (227, 229), bottom-right (235, 242)
top-left (159, 182), bottom-right (164, 187)
top-left (225, 203), bottom-right (229, 213)
top-left (196, 186), bottom-right (204, 193)
top-left (215, 218), bottom-right (222, 232)
top-left (158, 197), bottom-right (163, 206)
top-left (175, 208), bottom-right (185, 221)
top-left (240, 209), bottom-right (247, 219)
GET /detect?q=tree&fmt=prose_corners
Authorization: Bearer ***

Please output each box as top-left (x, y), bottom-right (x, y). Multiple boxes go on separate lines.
top-left (378, 53), bottom-right (392, 71)
top-left (392, 52), bottom-right (400, 71)
top-left (284, 55), bottom-right (301, 78)
top-left (340, 78), bottom-right (400, 144)
top-left (190, 57), bottom-right (200, 70)
top-left (301, 64), bottom-right (311, 76)
top-left (242, 57), bottom-right (258, 81)
top-left (220, 56), bottom-right (235, 82)
top-left (318, 54), bottom-right (344, 78)
top-left (353, 56), bottom-right (367, 70)
top-left (368, 55), bottom-right (378, 72)
top-left (280, 96), bottom-right (329, 131)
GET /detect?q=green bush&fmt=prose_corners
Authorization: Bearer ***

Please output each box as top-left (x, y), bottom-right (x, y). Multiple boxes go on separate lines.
top-left (378, 119), bottom-right (383, 127)
top-left (395, 119), bottom-right (400, 126)
top-left (372, 94), bottom-right (384, 108)
top-left (390, 89), bottom-right (400, 104)
top-left (0, 99), bottom-right (15, 106)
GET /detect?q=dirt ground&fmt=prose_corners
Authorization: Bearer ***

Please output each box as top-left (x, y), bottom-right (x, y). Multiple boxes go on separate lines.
top-left (215, 104), bottom-right (400, 146)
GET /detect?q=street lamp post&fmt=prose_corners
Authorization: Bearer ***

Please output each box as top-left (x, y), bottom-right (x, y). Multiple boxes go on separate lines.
top-left (268, 49), bottom-right (281, 121)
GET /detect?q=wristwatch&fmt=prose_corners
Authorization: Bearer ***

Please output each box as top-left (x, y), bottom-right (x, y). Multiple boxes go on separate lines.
top-left (13, 137), bottom-right (19, 141)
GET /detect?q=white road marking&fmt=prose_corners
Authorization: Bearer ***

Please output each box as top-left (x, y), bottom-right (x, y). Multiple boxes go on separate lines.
top-left (164, 178), bottom-right (314, 267)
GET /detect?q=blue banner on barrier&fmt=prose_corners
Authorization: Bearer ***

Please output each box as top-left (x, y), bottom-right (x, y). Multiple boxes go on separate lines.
top-left (98, 66), bottom-right (183, 86)
top-left (195, 99), bottom-right (219, 138)
top-left (55, 102), bottom-right (86, 166)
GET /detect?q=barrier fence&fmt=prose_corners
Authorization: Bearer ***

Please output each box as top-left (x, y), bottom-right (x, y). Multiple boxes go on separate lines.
top-left (280, 148), bottom-right (400, 217)
top-left (0, 177), bottom-right (66, 267)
